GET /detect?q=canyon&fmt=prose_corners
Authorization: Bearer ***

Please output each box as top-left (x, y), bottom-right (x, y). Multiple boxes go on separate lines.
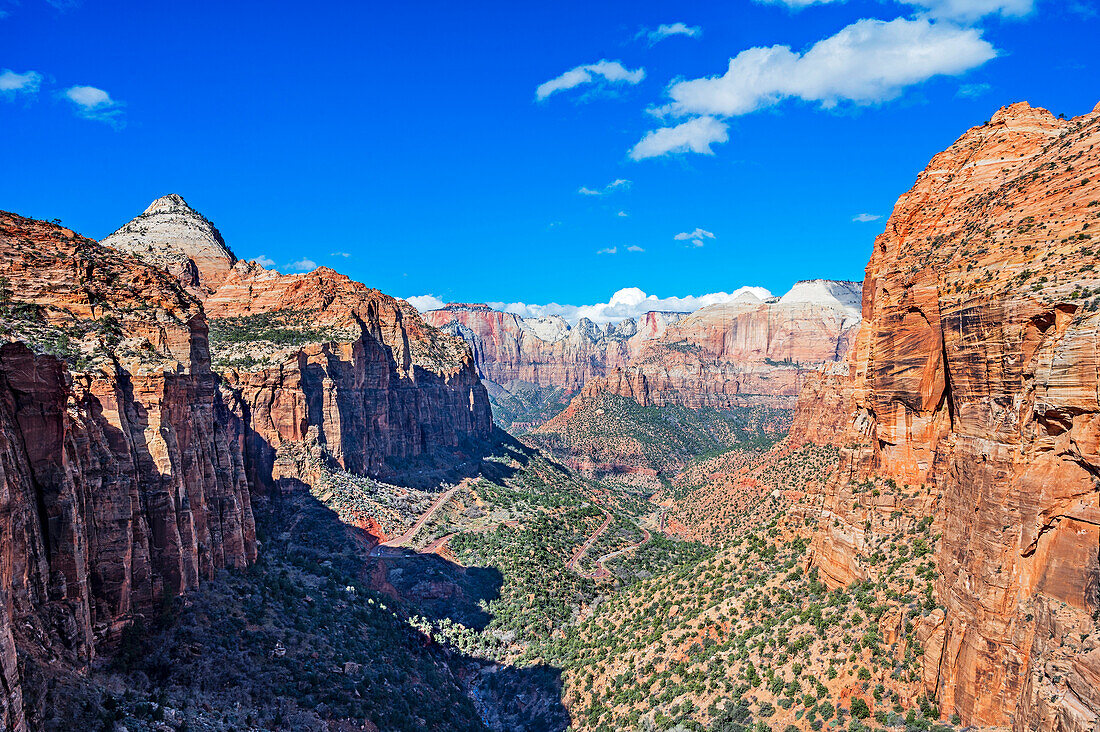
top-left (0, 199), bottom-right (492, 730)
top-left (0, 99), bottom-right (1097, 732)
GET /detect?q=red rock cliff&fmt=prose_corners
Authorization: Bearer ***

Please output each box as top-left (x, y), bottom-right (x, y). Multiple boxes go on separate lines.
top-left (796, 101), bottom-right (1100, 730)
top-left (0, 213), bottom-right (256, 731)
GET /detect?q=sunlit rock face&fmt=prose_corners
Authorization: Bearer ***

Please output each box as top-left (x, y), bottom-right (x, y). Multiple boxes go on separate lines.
top-left (795, 101), bottom-right (1100, 731)
top-left (425, 281), bottom-right (860, 410)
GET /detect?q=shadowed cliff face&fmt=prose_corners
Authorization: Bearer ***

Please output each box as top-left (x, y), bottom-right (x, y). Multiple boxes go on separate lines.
top-left (0, 212), bottom-right (257, 731)
top-left (795, 101), bottom-right (1100, 730)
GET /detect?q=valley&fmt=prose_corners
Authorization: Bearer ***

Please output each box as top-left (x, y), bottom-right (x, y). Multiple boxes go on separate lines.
top-left (0, 99), bottom-right (1098, 732)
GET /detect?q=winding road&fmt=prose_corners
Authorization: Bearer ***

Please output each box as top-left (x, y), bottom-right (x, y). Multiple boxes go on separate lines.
top-left (369, 481), bottom-right (465, 557)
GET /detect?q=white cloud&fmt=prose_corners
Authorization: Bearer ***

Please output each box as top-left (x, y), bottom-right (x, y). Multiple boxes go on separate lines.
top-left (674, 228), bottom-right (717, 247)
top-left (753, 0), bottom-right (1033, 21)
top-left (536, 60), bottom-right (645, 101)
top-left (579, 178), bottom-right (631, 196)
top-left (0, 69), bottom-right (42, 96)
top-left (658, 18), bottom-right (995, 119)
top-left (852, 213), bottom-right (882, 222)
top-left (285, 258), bottom-right (318, 272)
top-left (630, 116), bottom-right (729, 160)
top-left (480, 286), bottom-right (775, 325)
top-left (249, 255), bottom-right (277, 268)
top-left (597, 246), bottom-right (618, 255)
top-left (627, 245), bottom-right (645, 252)
top-left (405, 294), bottom-right (446, 311)
top-left (618, 211), bottom-right (629, 217)
top-left (63, 85), bottom-right (125, 126)
top-left (900, 0), bottom-right (1034, 21)
top-left (645, 22), bottom-right (702, 44)
top-left (329, 251), bottom-right (351, 257)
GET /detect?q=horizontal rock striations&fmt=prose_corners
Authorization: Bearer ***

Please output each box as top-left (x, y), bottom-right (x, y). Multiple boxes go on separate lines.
top-left (795, 102), bottom-right (1100, 730)
top-left (105, 198), bottom-right (493, 488)
top-left (0, 212), bottom-right (257, 731)
top-left (426, 283), bottom-right (860, 427)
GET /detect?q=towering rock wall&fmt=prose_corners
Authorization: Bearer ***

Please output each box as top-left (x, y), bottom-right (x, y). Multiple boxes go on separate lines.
top-left (0, 213), bottom-right (256, 731)
top-left (426, 282), bottom-right (860, 412)
top-left (103, 196), bottom-right (493, 488)
top-left (423, 303), bottom-right (681, 393)
top-left (205, 264), bottom-right (493, 485)
top-left (796, 102), bottom-right (1100, 730)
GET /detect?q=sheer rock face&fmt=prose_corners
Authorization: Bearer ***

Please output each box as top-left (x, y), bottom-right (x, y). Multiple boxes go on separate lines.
top-left (0, 213), bottom-right (256, 731)
top-left (422, 304), bottom-right (682, 393)
top-left (102, 194), bottom-right (237, 297)
top-left (205, 264), bottom-right (493, 484)
top-left (425, 282), bottom-right (860, 410)
top-left (796, 102), bottom-right (1100, 730)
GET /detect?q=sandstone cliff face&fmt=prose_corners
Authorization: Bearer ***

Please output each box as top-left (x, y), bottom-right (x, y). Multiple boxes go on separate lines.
top-left (105, 197), bottom-right (493, 487)
top-left (797, 102), bottom-right (1100, 730)
top-left (0, 212), bottom-right (256, 731)
top-left (205, 264), bottom-right (492, 484)
top-left (426, 282), bottom-right (859, 415)
top-left (423, 303), bottom-right (681, 393)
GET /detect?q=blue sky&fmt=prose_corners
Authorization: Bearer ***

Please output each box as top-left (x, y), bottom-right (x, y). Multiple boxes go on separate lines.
top-left (3, 0), bottom-right (1098, 317)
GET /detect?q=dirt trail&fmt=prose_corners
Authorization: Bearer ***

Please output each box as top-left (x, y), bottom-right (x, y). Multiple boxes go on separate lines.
top-left (577, 508), bottom-right (665, 579)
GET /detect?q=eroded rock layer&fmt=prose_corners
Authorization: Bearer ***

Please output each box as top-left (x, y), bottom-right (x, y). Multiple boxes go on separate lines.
top-left (427, 282), bottom-right (860, 416)
top-left (0, 213), bottom-right (256, 731)
top-left (104, 197), bottom-right (493, 487)
top-left (796, 101), bottom-right (1100, 730)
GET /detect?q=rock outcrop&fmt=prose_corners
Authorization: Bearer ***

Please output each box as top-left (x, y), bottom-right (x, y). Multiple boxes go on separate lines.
top-left (101, 194), bottom-right (237, 296)
top-left (104, 197), bottom-right (493, 487)
top-left (796, 102), bottom-right (1100, 730)
top-left (0, 212), bottom-right (256, 731)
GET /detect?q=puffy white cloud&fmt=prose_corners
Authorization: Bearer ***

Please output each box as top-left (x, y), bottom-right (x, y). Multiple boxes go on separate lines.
top-left (0, 69), bottom-right (42, 96)
top-left (597, 246), bottom-right (618, 255)
top-left (659, 18), bottom-right (995, 118)
top-left (405, 294), bottom-right (446, 311)
top-left (852, 213), bottom-right (882, 222)
top-left (579, 178), bottom-right (631, 196)
top-left (674, 228), bottom-right (717, 247)
top-left (617, 211), bottom-right (629, 217)
top-left (644, 22), bottom-right (702, 43)
top-left (63, 85), bottom-right (125, 126)
top-left (249, 255), bottom-right (276, 268)
top-left (536, 60), bottom-right (645, 101)
top-left (629, 116), bottom-right (729, 160)
top-left (626, 245), bottom-right (645, 252)
top-left (481, 286), bottom-right (775, 324)
top-left (329, 251), bottom-right (351, 257)
top-left (285, 258), bottom-right (318, 272)
top-left (753, 0), bottom-right (1033, 20)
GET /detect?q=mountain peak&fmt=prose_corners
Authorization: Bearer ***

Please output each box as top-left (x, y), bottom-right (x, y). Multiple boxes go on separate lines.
top-left (143, 193), bottom-right (193, 215)
top-left (103, 194), bottom-right (237, 297)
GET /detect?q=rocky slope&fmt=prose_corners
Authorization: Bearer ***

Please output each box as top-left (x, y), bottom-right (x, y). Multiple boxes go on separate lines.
top-left (794, 101), bottom-right (1100, 730)
top-left (106, 197), bottom-right (493, 488)
top-left (0, 212), bottom-right (256, 730)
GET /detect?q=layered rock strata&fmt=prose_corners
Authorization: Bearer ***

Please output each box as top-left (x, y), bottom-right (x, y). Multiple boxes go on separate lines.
top-left (796, 102), bottom-right (1100, 730)
top-left (0, 212), bottom-right (256, 731)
